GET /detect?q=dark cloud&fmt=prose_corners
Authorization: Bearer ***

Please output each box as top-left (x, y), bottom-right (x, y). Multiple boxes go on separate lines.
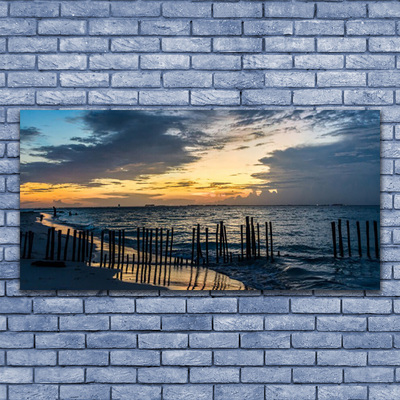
top-left (20, 126), bottom-right (42, 141)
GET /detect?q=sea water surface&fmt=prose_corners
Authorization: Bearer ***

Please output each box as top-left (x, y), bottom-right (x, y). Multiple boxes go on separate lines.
top-left (24, 205), bottom-right (380, 290)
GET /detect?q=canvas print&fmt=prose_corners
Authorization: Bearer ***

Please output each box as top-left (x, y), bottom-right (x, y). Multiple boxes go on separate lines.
top-left (20, 110), bottom-right (380, 290)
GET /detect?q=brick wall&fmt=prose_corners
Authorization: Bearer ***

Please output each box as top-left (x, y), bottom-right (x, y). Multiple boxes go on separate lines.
top-left (0, 1), bottom-right (399, 399)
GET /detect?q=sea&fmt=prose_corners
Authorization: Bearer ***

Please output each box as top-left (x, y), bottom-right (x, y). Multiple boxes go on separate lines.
top-left (22, 205), bottom-right (380, 291)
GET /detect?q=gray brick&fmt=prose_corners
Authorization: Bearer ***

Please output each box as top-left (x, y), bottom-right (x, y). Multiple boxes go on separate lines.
top-left (191, 90), bottom-right (239, 106)
top-left (317, 316), bottom-right (366, 331)
top-left (370, 38), bottom-right (400, 53)
top-left (293, 367), bottom-right (342, 383)
top-left (190, 367), bottom-right (239, 383)
top-left (214, 385), bottom-right (264, 400)
top-left (34, 298), bottom-right (83, 314)
top-left (139, 333), bottom-right (188, 349)
top-left (265, 2), bottom-right (314, 18)
top-left (163, 2), bottom-right (210, 18)
top-left (343, 333), bottom-right (392, 349)
top-left (8, 72), bottom-right (57, 88)
top-left (318, 3), bottom-right (366, 19)
top-left (85, 298), bottom-right (135, 313)
top-left (9, 385), bottom-right (58, 400)
top-left (162, 315), bottom-right (211, 331)
top-left (369, 350), bottom-right (400, 366)
top-left (0, 55), bottom-right (35, 70)
top-left (36, 333), bottom-right (85, 349)
top-left (9, 37), bottom-right (57, 53)
top-left (60, 385), bottom-right (110, 400)
top-left (38, 54), bottom-right (87, 70)
top-left (242, 367), bottom-right (291, 383)
top-left (193, 20), bottom-right (241, 36)
top-left (35, 367), bottom-right (84, 383)
top-left (318, 385), bottom-right (367, 400)
top-left (90, 54), bottom-right (138, 70)
top-left (345, 89), bottom-right (393, 105)
top-left (347, 20), bottom-right (395, 36)
top-left (295, 20), bottom-right (344, 36)
top-left (345, 367), bottom-right (393, 383)
top-left (370, 3), bottom-right (400, 18)
top-left (318, 72), bottom-right (366, 87)
top-left (139, 90), bottom-right (188, 105)
top-left (112, 71), bottom-right (159, 88)
top-left (214, 315), bottom-right (263, 331)
top-left (163, 385), bottom-right (212, 400)
top-left (214, 3), bottom-right (261, 18)
top-left (7, 349), bottom-right (56, 366)
top-left (214, 349), bottom-right (263, 366)
top-left (265, 386), bottom-right (316, 400)
top-left (318, 350), bottom-right (366, 366)
top-left (346, 55), bottom-right (395, 69)
top-left (39, 19), bottom-right (86, 35)
top-left (89, 90), bottom-right (138, 105)
top-left (162, 38), bottom-right (211, 53)
top-left (187, 298), bottom-right (237, 313)
top-left (244, 21), bottom-right (292, 36)
top-left (265, 72), bottom-right (315, 88)
top-left (193, 55), bottom-right (241, 70)
top-left (214, 38), bottom-right (262, 53)
top-left (0, 19), bottom-right (36, 36)
top-left (8, 315), bottom-right (57, 331)
top-left (265, 350), bottom-right (315, 365)
top-left (111, 38), bottom-right (160, 52)
top-left (292, 298), bottom-right (341, 313)
top-left (110, 350), bottom-right (159, 366)
top-left (0, 367), bottom-right (32, 383)
top-left (89, 20), bottom-right (138, 36)
top-left (292, 333), bottom-right (341, 349)
top-left (318, 38), bottom-right (366, 53)
top-left (163, 71), bottom-right (211, 88)
top-left (239, 297), bottom-right (289, 313)
top-left (190, 332), bottom-right (238, 348)
top-left (141, 21), bottom-right (189, 36)
top-left (37, 90), bottom-right (86, 105)
top-left (112, 2), bottom-right (160, 17)
top-left (11, 2), bottom-right (58, 17)
top-left (370, 71), bottom-right (400, 87)
top-left (295, 55), bottom-right (344, 69)
top-left (162, 350), bottom-right (211, 366)
top-left (111, 315), bottom-right (160, 330)
top-left (242, 89), bottom-right (291, 105)
top-left (61, 72), bottom-right (109, 88)
top-left (0, 333), bottom-right (33, 348)
top-left (369, 316), bottom-right (400, 331)
top-left (138, 367), bottom-right (187, 383)
top-left (265, 315), bottom-right (314, 331)
top-left (86, 367), bottom-right (136, 383)
top-left (60, 38), bottom-right (108, 52)
top-left (60, 315), bottom-right (109, 331)
top-left (112, 385), bottom-right (161, 400)
top-left (87, 332), bottom-right (136, 349)
top-left (241, 332), bottom-right (290, 349)
top-left (141, 54), bottom-right (189, 70)
top-left (265, 37), bottom-right (314, 52)
top-left (62, 2), bottom-right (110, 17)
top-left (343, 299), bottom-right (392, 314)
top-left (0, 298), bottom-right (31, 313)
top-left (59, 350), bottom-right (109, 366)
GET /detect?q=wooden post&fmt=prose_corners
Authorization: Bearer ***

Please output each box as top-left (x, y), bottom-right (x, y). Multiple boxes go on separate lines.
top-left (338, 219), bottom-right (344, 257)
top-left (331, 221), bottom-right (337, 258)
top-left (197, 224), bottom-right (201, 266)
top-left (159, 228), bottom-right (163, 267)
top-left (240, 225), bottom-right (244, 261)
top-left (366, 221), bottom-right (371, 259)
top-left (257, 223), bottom-right (260, 258)
top-left (71, 230), bottom-right (76, 262)
top-left (145, 229), bottom-right (149, 266)
top-left (112, 230), bottom-right (116, 268)
top-left (374, 220), bottom-right (379, 259)
top-left (219, 221), bottom-right (224, 261)
top-left (269, 221), bottom-right (274, 262)
top-left (149, 229), bottom-right (153, 266)
top-left (251, 217), bottom-right (256, 257)
top-left (82, 230), bottom-right (86, 262)
top-left (169, 227), bottom-right (174, 267)
top-left (245, 216), bottom-right (250, 259)
top-left (64, 229), bottom-right (70, 261)
top-left (77, 231), bottom-right (81, 262)
top-left (50, 227), bottom-right (55, 260)
top-left (155, 228), bottom-right (158, 267)
top-left (104, 254), bottom-right (107, 269)
top-left (191, 227), bottom-right (195, 265)
top-left (142, 227), bottom-right (145, 268)
top-left (265, 221), bottom-right (269, 260)
top-left (356, 221), bottom-right (362, 257)
top-left (164, 229), bottom-right (169, 285)
top-left (89, 232), bottom-right (94, 267)
top-left (126, 254), bottom-right (129, 273)
top-left (132, 254), bottom-right (135, 274)
top-left (223, 224), bottom-right (229, 263)
top-left (117, 230), bottom-right (122, 268)
top-left (22, 231), bottom-right (28, 259)
top-left (216, 223), bottom-right (219, 263)
top-left (206, 227), bottom-right (209, 265)
top-left (346, 220), bottom-right (351, 257)
top-left (121, 230), bottom-right (125, 269)
top-left (45, 228), bottom-right (51, 260)
top-left (100, 230), bottom-right (104, 267)
top-left (86, 230), bottom-right (89, 257)
top-left (136, 227), bottom-right (140, 268)
top-left (57, 230), bottom-right (61, 261)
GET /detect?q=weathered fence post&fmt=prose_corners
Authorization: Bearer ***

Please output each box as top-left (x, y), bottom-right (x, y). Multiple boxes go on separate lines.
top-left (338, 219), bottom-right (344, 257)
top-left (366, 221), bottom-right (371, 259)
top-left (374, 220), bottom-right (379, 259)
top-left (356, 221), bottom-right (362, 257)
top-left (346, 220), bottom-right (351, 257)
top-left (331, 221), bottom-right (337, 258)
top-left (269, 221), bottom-right (274, 262)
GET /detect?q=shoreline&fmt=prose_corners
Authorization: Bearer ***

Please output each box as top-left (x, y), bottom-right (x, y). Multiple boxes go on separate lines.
top-left (20, 211), bottom-right (167, 291)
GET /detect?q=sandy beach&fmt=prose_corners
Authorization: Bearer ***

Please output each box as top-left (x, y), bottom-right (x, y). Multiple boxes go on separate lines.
top-left (20, 211), bottom-right (167, 290)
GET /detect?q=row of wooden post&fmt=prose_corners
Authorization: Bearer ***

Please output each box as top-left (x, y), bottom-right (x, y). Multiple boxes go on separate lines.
top-left (21, 231), bottom-right (34, 259)
top-left (331, 219), bottom-right (379, 259)
top-left (242, 217), bottom-right (274, 262)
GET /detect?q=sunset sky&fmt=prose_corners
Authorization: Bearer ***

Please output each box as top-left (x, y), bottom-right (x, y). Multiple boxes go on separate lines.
top-left (20, 109), bottom-right (380, 208)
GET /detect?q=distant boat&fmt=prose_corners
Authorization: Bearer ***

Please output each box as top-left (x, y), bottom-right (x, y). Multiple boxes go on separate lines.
top-left (145, 204), bottom-right (155, 207)
top-left (118, 204), bottom-right (121, 207)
